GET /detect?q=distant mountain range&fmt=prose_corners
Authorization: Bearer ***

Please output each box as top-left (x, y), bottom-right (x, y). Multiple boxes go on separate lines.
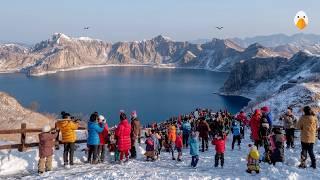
top-left (2, 33), bottom-right (319, 76)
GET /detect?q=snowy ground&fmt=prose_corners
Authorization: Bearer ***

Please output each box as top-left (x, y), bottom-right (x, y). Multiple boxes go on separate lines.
top-left (1, 129), bottom-right (320, 180)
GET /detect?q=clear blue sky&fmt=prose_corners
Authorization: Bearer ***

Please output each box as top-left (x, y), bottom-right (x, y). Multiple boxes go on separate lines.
top-left (1, 0), bottom-right (320, 44)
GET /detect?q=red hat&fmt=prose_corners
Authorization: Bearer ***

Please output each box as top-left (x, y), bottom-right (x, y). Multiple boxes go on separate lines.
top-left (261, 106), bottom-right (270, 112)
top-left (254, 109), bottom-right (261, 115)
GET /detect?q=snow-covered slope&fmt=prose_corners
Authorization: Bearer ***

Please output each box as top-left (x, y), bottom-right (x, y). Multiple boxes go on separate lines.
top-left (1, 131), bottom-right (320, 179)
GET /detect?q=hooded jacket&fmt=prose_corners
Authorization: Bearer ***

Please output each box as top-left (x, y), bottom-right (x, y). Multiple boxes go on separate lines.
top-left (189, 135), bottom-right (199, 156)
top-left (39, 132), bottom-right (58, 158)
top-left (56, 120), bottom-right (79, 143)
top-left (87, 121), bottom-right (104, 145)
top-left (116, 119), bottom-right (132, 151)
top-left (296, 115), bottom-right (318, 143)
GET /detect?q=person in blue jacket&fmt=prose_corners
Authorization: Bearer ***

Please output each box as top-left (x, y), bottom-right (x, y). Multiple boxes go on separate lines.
top-left (231, 121), bottom-right (241, 150)
top-left (182, 118), bottom-right (192, 148)
top-left (87, 112), bottom-right (104, 164)
top-left (189, 131), bottom-right (200, 168)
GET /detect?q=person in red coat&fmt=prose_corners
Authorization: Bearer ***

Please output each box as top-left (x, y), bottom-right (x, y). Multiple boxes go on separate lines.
top-left (249, 109), bottom-right (262, 147)
top-left (212, 132), bottom-right (227, 168)
top-left (115, 112), bottom-right (132, 163)
top-left (98, 115), bottom-right (109, 163)
top-left (236, 111), bottom-right (248, 138)
top-left (174, 132), bottom-right (183, 161)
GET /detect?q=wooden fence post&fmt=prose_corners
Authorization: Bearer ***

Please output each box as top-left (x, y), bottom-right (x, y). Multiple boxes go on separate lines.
top-left (18, 123), bottom-right (27, 152)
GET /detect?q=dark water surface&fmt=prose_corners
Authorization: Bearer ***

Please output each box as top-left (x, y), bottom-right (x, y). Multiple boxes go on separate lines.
top-left (0, 67), bottom-right (249, 125)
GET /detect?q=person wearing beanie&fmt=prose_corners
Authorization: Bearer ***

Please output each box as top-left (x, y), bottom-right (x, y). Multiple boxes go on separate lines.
top-left (55, 113), bottom-right (79, 167)
top-left (38, 125), bottom-right (58, 174)
top-left (246, 144), bottom-right (260, 174)
top-left (261, 106), bottom-right (273, 128)
top-left (98, 115), bottom-right (109, 163)
top-left (130, 110), bottom-right (141, 159)
top-left (189, 131), bottom-right (200, 168)
top-left (296, 106), bottom-right (318, 169)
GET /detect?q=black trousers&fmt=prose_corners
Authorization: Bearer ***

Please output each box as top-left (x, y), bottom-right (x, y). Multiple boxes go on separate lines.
top-left (63, 143), bottom-right (75, 165)
top-left (301, 142), bottom-right (316, 166)
top-left (201, 136), bottom-right (208, 152)
top-left (98, 145), bottom-right (106, 162)
top-left (183, 134), bottom-right (189, 147)
top-left (232, 135), bottom-right (241, 149)
top-left (285, 128), bottom-right (295, 147)
top-left (215, 153), bottom-right (224, 167)
top-left (88, 145), bottom-right (99, 163)
top-left (130, 139), bottom-right (137, 158)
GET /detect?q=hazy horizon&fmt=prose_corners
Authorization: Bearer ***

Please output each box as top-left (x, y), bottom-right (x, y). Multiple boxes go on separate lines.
top-left (1, 0), bottom-right (320, 44)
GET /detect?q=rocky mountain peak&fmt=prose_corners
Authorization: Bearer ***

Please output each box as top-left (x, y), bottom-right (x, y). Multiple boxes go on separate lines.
top-left (152, 35), bottom-right (173, 43)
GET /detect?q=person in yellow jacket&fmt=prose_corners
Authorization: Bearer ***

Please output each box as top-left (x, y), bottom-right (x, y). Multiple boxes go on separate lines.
top-left (296, 106), bottom-right (318, 169)
top-left (246, 144), bottom-right (260, 174)
top-left (56, 112), bottom-right (79, 167)
top-left (167, 124), bottom-right (177, 160)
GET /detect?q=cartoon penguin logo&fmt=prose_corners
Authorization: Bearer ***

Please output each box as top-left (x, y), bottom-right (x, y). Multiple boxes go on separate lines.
top-left (294, 11), bottom-right (308, 30)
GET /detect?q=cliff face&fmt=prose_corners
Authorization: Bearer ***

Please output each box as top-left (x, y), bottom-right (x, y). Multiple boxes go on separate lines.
top-left (0, 33), bottom-right (290, 76)
top-left (0, 92), bottom-right (52, 130)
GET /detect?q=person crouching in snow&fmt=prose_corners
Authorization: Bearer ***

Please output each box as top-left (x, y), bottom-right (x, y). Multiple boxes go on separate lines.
top-left (174, 131), bottom-right (183, 161)
top-left (144, 131), bottom-right (156, 161)
top-left (246, 144), bottom-right (260, 174)
top-left (269, 127), bottom-right (285, 166)
top-left (231, 121), bottom-right (241, 150)
top-left (189, 131), bottom-right (200, 168)
top-left (38, 125), bottom-right (58, 174)
top-left (212, 132), bottom-right (227, 168)
top-left (98, 115), bottom-right (109, 163)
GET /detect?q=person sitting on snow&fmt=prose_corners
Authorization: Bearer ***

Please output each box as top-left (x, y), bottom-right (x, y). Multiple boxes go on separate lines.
top-left (246, 144), bottom-right (260, 174)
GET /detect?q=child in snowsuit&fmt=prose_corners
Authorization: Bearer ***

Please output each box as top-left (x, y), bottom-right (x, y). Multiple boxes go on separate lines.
top-left (231, 121), bottom-right (241, 150)
top-left (145, 133), bottom-right (156, 161)
top-left (269, 127), bottom-right (285, 165)
top-left (174, 132), bottom-right (183, 161)
top-left (189, 131), bottom-right (200, 168)
top-left (212, 132), bottom-right (227, 168)
top-left (38, 125), bottom-right (58, 174)
top-left (246, 144), bottom-right (260, 174)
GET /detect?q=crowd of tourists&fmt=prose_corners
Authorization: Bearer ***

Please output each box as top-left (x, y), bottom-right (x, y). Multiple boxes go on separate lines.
top-left (37, 106), bottom-right (319, 175)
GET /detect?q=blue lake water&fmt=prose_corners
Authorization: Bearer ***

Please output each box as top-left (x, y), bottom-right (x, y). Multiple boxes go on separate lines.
top-left (0, 67), bottom-right (249, 125)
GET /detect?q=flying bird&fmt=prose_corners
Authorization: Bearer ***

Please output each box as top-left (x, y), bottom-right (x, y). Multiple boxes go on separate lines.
top-left (216, 26), bottom-right (223, 30)
top-left (84, 26), bottom-right (90, 30)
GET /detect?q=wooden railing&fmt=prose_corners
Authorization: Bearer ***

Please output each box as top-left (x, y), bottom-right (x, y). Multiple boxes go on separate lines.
top-left (0, 123), bottom-right (87, 152)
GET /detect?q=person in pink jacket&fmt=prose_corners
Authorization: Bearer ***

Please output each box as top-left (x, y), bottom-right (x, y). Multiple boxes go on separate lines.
top-left (115, 112), bottom-right (132, 163)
